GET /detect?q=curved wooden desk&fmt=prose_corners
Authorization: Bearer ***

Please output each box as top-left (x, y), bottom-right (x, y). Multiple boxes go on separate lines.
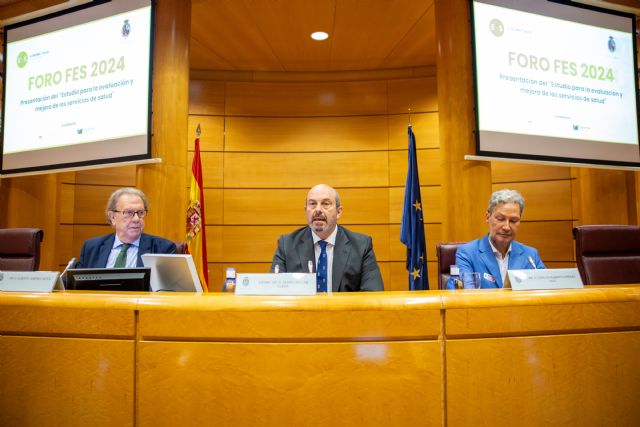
top-left (1, 287), bottom-right (639, 426)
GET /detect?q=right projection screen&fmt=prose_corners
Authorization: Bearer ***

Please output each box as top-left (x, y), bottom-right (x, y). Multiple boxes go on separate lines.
top-left (471, 0), bottom-right (640, 167)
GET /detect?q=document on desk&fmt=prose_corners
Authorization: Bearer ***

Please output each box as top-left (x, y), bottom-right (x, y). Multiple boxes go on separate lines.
top-left (506, 268), bottom-right (583, 291)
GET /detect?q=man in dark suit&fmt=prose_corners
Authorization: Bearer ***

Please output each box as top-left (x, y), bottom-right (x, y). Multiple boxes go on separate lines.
top-left (271, 184), bottom-right (383, 292)
top-left (75, 187), bottom-right (176, 269)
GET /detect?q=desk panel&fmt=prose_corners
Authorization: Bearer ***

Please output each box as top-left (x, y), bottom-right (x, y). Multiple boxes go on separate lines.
top-left (446, 332), bottom-right (640, 427)
top-left (137, 340), bottom-right (442, 427)
top-left (0, 335), bottom-right (134, 427)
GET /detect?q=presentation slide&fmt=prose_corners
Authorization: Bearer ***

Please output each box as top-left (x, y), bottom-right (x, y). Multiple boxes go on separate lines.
top-left (2, 0), bottom-right (152, 173)
top-left (472, 0), bottom-right (640, 165)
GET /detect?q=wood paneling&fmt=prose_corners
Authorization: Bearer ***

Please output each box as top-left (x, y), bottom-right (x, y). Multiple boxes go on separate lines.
top-left (492, 161), bottom-right (571, 183)
top-left (389, 185), bottom-right (442, 224)
top-left (188, 80), bottom-right (225, 116)
top-left (447, 333), bottom-right (640, 426)
top-left (224, 152), bottom-right (389, 188)
top-left (191, 152), bottom-right (223, 188)
top-left (518, 221), bottom-right (575, 262)
top-left (492, 180), bottom-right (573, 221)
top-left (389, 148), bottom-right (441, 186)
top-left (187, 115), bottom-right (225, 151)
top-left (220, 225), bottom-right (390, 263)
top-left (388, 112), bottom-right (439, 149)
top-left (73, 185), bottom-right (119, 224)
top-left (225, 115), bottom-right (389, 152)
top-left (225, 80), bottom-right (388, 116)
top-left (75, 166), bottom-right (136, 186)
top-left (223, 188), bottom-right (390, 225)
top-left (387, 77), bottom-right (438, 114)
top-left (0, 336), bottom-right (135, 427)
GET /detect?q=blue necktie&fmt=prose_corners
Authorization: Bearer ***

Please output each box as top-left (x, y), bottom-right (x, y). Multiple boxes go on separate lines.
top-left (317, 240), bottom-right (328, 292)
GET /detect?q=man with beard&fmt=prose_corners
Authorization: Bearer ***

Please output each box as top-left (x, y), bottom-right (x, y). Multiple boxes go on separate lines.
top-left (74, 187), bottom-right (176, 269)
top-left (452, 189), bottom-right (545, 289)
top-left (271, 184), bottom-right (384, 292)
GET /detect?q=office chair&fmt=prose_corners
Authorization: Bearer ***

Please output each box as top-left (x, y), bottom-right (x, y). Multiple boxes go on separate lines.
top-left (0, 228), bottom-right (45, 271)
top-left (436, 242), bottom-right (465, 289)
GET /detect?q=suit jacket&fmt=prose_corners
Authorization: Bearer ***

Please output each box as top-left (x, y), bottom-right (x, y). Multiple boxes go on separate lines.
top-left (453, 235), bottom-right (545, 288)
top-left (271, 226), bottom-right (384, 292)
top-left (75, 233), bottom-right (176, 269)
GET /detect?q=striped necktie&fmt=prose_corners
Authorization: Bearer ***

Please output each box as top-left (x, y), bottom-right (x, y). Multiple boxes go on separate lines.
top-left (317, 240), bottom-right (328, 292)
top-left (114, 243), bottom-right (130, 268)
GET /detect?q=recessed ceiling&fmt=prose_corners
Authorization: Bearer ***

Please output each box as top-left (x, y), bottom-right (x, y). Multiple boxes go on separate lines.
top-left (0, 0), bottom-right (637, 73)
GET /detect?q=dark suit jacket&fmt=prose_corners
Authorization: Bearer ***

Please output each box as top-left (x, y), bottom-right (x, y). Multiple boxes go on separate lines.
top-left (75, 233), bottom-right (176, 268)
top-left (271, 226), bottom-right (384, 292)
top-left (454, 235), bottom-right (545, 288)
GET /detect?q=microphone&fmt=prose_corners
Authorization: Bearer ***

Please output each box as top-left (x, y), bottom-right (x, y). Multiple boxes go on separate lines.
top-left (527, 256), bottom-right (537, 269)
top-left (59, 257), bottom-right (76, 289)
top-left (62, 257), bottom-right (76, 275)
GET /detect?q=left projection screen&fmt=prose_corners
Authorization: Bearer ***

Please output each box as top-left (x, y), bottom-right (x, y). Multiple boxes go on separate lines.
top-left (1, 0), bottom-right (153, 175)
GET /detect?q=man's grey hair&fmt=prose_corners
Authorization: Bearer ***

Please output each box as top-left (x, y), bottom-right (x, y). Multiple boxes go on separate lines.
top-left (487, 189), bottom-right (524, 215)
top-left (105, 187), bottom-right (149, 222)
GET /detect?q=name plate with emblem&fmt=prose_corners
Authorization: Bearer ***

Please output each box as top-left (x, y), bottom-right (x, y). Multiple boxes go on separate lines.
top-left (505, 268), bottom-right (584, 291)
top-left (0, 271), bottom-right (62, 292)
top-left (235, 273), bottom-right (317, 296)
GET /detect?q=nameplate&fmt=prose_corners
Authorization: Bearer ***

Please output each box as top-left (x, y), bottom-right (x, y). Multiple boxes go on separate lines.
top-left (235, 273), bottom-right (317, 296)
top-left (506, 268), bottom-right (584, 291)
top-left (0, 271), bottom-right (62, 292)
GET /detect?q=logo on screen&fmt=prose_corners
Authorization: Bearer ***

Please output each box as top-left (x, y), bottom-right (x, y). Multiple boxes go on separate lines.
top-left (122, 19), bottom-right (131, 38)
top-left (608, 36), bottom-right (616, 53)
top-left (489, 18), bottom-right (504, 37)
top-left (16, 51), bottom-right (28, 68)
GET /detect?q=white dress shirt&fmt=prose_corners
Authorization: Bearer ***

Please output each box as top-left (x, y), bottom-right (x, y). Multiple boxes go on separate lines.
top-left (106, 236), bottom-right (141, 268)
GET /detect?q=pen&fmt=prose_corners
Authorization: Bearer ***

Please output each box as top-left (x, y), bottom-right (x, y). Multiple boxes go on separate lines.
top-left (528, 256), bottom-right (537, 269)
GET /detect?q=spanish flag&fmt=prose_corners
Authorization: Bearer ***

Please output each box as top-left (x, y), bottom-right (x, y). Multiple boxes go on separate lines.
top-left (186, 124), bottom-right (209, 291)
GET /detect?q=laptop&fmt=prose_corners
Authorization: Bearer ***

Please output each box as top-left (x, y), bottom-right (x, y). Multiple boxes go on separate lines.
top-left (141, 254), bottom-right (203, 292)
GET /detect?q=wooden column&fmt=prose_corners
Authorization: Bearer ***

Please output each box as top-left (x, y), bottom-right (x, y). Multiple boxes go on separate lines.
top-left (574, 168), bottom-right (633, 225)
top-left (435, 0), bottom-right (492, 242)
top-left (0, 174), bottom-right (60, 270)
top-left (136, 0), bottom-right (190, 241)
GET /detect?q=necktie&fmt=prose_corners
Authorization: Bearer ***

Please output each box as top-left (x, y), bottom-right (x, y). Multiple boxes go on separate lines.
top-left (317, 240), bottom-right (328, 292)
top-left (114, 243), bottom-right (130, 268)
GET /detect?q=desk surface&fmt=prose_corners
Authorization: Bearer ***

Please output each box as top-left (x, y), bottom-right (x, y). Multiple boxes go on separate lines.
top-left (1, 286), bottom-right (639, 427)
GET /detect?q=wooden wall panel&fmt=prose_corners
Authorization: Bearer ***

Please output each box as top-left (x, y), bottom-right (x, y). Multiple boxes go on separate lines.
top-left (518, 221), bottom-right (575, 262)
top-left (389, 148), bottom-right (441, 186)
top-left (225, 116), bottom-right (389, 152)
top-left (223, 188), bottom-right (390, 225)
top-left (73, 185), bottom-right (119, 224)
top-left (59, 184), bottom-right (75, 224)
top-left (75, 166), bottom-right (136, 186)
top-left (189, 80), bottom-right (225, 115)
top-left (492, 161), bottom-right (571, 183)
top-left (202, 189), bottom-right (224, 225)
top-left (57, 224), bottom-right (73, 266)
top-left (187, 115), bottom-right (225, 151)
top-left (224, 152), bottom-right (389, 188)
top-left (220, 225), bottom-right (390, 263)
top-left (492, 180), bottom-right (573, 221)
top-left (389, 185), bottom-right (441, 224)
top-left (387, 77), bottom-right (438, 114)
top-left (191, 152), bottom-right (223, 188)
top-left (225, 80), bottom-right (388, 116)
top-left (389, 224), bottom-right (442, 261)
top-left (388, 112), bottom-right (439, 149)
top-left (72, 225), bottom-right (113, 259)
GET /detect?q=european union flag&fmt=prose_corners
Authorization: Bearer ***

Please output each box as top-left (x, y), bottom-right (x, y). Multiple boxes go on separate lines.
top-left (400, 125), bottom-right (428, 290)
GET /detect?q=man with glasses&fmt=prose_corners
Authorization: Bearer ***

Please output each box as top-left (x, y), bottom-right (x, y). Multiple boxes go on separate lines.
top-left (75, 187), bottom-right (176, 268)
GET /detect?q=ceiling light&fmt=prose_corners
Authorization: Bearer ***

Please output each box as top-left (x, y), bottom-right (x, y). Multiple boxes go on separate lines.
top-left (311, 31), bottom-right (329, 41)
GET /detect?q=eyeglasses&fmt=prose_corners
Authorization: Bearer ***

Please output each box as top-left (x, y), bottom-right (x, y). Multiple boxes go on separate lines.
top-left (112, 209), bottom-right (147, 219)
